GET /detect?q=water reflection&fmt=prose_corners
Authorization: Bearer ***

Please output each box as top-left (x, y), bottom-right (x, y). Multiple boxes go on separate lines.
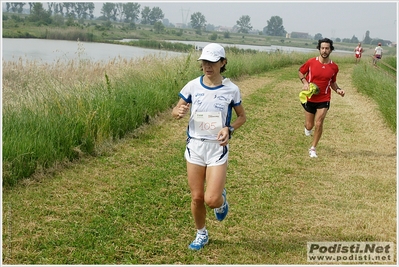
top-left (2, 38), bottom-right (185, 64)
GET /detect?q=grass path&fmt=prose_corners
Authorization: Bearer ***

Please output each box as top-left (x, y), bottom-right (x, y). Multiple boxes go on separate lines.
top-left (2, 64), bottom-right (396, 264)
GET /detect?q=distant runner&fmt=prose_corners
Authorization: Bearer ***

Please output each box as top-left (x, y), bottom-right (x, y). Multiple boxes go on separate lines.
top-left (373, 43), bottom-right (383, 66)
top-left (354, 42), bottom-right (364, 63)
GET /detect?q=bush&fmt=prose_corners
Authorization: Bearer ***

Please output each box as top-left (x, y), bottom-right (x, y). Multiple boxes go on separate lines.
top-left (52, 14), bottom-right (65, 27)
top-left (129, 22), bottom-right (136, 30)
top-left (176, 29), bottom-right (183, 36)
top-left (209, 33), bottom-right (218, 41)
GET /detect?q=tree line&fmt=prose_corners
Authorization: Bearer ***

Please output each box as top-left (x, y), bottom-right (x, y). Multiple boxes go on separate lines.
top-left (3, 2), bottom-right (386, 44)
top-left (3, 2), bottom-right (161, 24)
top-left (3, 2), bottom-right (288, 35)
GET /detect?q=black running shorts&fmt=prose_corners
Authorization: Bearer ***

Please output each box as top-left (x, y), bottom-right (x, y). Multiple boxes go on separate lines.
top-left (301, 101), bottom-right (330, 114)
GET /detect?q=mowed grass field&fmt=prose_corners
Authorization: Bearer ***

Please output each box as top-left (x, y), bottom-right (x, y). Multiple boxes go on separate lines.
top-left (2, 64), bottom-right (396, 264)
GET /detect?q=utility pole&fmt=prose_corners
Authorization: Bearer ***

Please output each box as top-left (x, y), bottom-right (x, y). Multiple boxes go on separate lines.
top-left (181, 8), bottom-right (190, 27)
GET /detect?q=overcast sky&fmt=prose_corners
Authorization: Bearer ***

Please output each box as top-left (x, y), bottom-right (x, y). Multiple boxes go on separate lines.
top-left (93, 0), bottom-right (397, 41)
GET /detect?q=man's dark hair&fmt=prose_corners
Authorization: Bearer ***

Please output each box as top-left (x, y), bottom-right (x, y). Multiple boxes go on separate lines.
top-left (317, 38), bottom-right (335, 51)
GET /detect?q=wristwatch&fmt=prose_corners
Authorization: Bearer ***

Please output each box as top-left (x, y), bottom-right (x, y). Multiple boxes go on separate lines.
top-left (228, 126), bottom-right (235, 135)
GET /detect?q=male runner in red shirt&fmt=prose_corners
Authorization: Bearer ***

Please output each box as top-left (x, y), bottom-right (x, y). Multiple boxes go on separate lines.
top-left (298, 38), bottom-right (345, 158)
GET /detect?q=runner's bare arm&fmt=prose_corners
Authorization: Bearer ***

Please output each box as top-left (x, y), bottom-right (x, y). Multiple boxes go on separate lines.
top-left (172, 99), bottom-right (190, 119)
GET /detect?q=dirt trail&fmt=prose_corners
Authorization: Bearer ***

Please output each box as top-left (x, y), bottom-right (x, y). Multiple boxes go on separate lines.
top-left (235, 66), bottom-right (396, 161)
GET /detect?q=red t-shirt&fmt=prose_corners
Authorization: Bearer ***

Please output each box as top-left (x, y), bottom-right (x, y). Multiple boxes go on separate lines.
top-left (299, 57), bottom-right (339, 103)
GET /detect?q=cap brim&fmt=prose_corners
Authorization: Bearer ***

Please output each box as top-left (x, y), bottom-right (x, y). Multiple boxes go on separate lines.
top-left (197, 56), bottom-right (220, 62)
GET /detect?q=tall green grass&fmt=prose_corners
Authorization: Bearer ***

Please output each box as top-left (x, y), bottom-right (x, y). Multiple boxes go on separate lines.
top-left (2, 56), bottom-right (196, 185)
top-left (116, 39), bottom-right (195, 52)
top-left (45, 28), bottom-right (95, 42)
top-left (2, 49), bottom-right (314, 186)
top-left (351, 58), bottom-right (397, 132)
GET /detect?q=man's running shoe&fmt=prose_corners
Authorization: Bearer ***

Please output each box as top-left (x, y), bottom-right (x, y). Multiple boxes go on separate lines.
top-left (214, 188), bottom-right (229, 221)
top-left (188, 230), bottom-right (209, 250)
top-left (309, 147), bottom-right (318, 158)
top-left (305, 127), bottom-right (312, 136)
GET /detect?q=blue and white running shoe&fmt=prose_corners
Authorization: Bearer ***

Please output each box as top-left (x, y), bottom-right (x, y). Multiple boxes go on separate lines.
top-left (214, 188), bottom-right (229, 221)
top-left (188, 230), bottom-right (209, 250)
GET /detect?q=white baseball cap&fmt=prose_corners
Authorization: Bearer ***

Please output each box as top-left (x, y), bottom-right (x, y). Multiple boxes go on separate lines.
top-left (198, 43), bottom-right (226, 62)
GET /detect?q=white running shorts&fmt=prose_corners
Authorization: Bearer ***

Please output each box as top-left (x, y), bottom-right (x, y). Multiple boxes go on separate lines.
top-left (185, 138), bottom-right (229, 167)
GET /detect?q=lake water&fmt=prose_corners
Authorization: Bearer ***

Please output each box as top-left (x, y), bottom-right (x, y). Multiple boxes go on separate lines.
top-left (2, 38), bottom-right (351, 64)
top-left (1, 38), bottom-right (185, 64)
top-left (168, 40), bottom-right (320, 53)
top-left (120, 39), bottom-right (321, 53)
top-left (122, 39), bottom-right (352, 54)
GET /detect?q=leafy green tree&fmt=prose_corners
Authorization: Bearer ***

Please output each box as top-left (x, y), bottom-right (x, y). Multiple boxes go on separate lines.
top-left (263, 16), bottom-right (286, 36)
top-left (28, 3), bottom-right (52, 25)
top-left (148, 7), bottom-right (164, 25)
top-left (236, 15), bottom-right (253, 33)
top-left (101, 2), bottom-right (116, 21)
top-left (11, 3), bottom-right (17, 12)
top-left (351, 35), bottom-right (359, 43)
top-left (18, 2), bottom-right (25, 13)
top-left (65, 15), bottom-right (75, 26)
top-left (314, 33), bottom-right (323, 40)
top-left (81, 2), bottom-right (95, 19)
top-left (52, 2), bottom-right (60, 15)
top-left (123, 2), bottom-right (141, 23)
top-left (73, 3), bottom-right (87, 19)
top-left (47, 2), bottom-right (55, 15)
top-left (9, 2), bottom-right (25, 13)
top-left (370, 39), bottom-right (385, 46)
top-left (190, 12), bottom-right (206, 32)
top-left (115, 3), bottom-right (124, 22)
top-left (363, 30), bottom-right (372, 44)
top-left (63, 3), bottom-right (73, 17)
top-left (87, 2), bottom-right (95, 19)
top-left (54, 3), bottom-right (64, 16)
top-left (141, 6), bottom-right (151, 24)
top-left (153, 21), bottom-right (165, 33)
top-left (206, 24), bottom-right (215, 31)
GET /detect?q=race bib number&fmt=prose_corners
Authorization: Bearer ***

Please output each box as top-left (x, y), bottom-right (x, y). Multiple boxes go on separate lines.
top-left (193, 112), bottom-right (223, 136)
